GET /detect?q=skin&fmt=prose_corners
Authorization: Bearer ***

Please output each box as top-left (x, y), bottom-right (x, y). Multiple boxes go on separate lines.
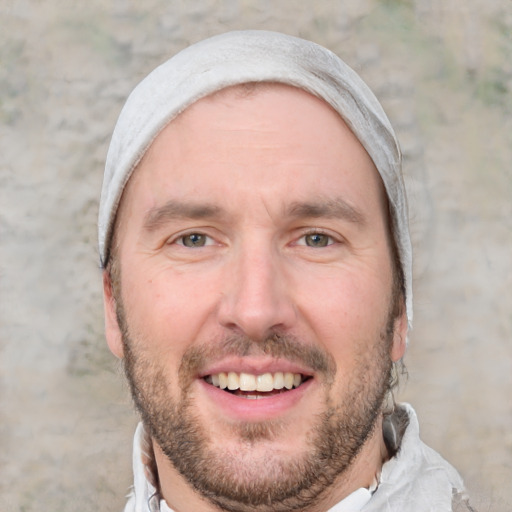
top-left (103, 84), bottom-right (407, 512)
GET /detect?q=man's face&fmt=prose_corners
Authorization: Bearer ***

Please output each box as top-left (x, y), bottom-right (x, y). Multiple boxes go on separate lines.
top-left (104, 84), bottom-right (406, 511)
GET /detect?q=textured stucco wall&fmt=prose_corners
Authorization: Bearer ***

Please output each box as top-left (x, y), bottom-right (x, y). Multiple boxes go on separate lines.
top-left (1, 1), bottom-right (511, 510)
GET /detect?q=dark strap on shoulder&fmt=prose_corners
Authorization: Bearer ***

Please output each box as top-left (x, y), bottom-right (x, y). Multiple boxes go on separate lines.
top-left (452, 489), bottom-right (478, 512)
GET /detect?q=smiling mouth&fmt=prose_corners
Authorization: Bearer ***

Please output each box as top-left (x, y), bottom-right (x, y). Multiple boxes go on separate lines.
top-left (204, 371), bottom-right (310, 398)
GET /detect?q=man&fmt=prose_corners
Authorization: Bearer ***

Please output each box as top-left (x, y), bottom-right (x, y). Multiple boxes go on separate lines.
top-left (99, 31), bottom-right (473, 511)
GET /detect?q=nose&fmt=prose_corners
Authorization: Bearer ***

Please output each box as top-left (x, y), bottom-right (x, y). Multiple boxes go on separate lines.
top-left (217, 243), bottom-right (297, 341)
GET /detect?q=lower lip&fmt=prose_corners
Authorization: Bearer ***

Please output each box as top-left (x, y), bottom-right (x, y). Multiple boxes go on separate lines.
top-left (198, 378), bottom-right (314, 422)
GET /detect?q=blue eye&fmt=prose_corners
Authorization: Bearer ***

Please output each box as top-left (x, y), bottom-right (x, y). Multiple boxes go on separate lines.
top-left (179, 233), bottom-right (208, 247)
top-left (304, 233), bottom-right (332, 247)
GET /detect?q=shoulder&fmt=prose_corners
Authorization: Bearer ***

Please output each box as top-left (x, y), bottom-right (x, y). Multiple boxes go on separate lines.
top-left (364, 403), bottom-right (470, 511)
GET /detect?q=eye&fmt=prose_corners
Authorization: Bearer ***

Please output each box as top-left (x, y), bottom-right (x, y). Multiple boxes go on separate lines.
top-left (300, 232), bottom-right (334, 247)
top-left (304, 233), bottom-right (331, 247)
top-left (176, 233), bottom-right (211, 248)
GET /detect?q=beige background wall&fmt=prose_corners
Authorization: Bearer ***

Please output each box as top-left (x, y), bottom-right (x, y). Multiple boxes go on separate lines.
top-left (1, 1), bottom-right (511, 510)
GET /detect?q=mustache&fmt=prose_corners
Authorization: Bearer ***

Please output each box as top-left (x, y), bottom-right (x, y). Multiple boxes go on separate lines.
top-left (178, 332), bottom-right (337, 388)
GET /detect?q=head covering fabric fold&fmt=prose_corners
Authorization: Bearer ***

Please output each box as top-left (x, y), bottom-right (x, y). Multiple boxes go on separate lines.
top-left (99, 29), bottom-right (413, 331)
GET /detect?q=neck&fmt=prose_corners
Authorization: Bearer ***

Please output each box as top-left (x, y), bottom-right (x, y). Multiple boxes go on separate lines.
top-left (308, 414), bottom-right (388, 511)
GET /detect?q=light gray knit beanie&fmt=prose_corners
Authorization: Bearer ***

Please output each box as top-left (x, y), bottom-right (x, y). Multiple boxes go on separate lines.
top-left (99, 30), bottom-right (413, 331)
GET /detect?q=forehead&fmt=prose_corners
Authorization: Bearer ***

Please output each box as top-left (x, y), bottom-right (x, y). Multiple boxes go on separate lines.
top-left (117, 83), bottom-right (385, 227)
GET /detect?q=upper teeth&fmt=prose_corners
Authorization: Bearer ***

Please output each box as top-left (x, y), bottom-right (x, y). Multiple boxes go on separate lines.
top-left (207, 372), bottom-right (303, 392)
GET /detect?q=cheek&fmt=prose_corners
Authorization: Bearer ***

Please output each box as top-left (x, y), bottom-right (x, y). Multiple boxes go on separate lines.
top-left (120, 261), bottom-right (221, 357)
top-left (295, 264), bottom-right (393, 353)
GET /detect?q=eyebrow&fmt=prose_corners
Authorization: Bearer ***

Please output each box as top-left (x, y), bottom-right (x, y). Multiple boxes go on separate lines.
top-left (286, 198), bottom-right (366, 225)
top-left (142, 197), bottom-right (366, 232)
top-left (143, 200), bottom-right (225, 232)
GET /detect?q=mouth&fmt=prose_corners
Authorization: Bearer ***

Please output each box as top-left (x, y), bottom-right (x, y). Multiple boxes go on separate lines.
top-left (203, 371), bottom-right (310, 399)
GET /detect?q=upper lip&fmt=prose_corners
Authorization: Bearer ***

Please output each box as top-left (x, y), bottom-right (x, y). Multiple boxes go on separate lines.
top-left (198, 356), bottom-right (315, 378)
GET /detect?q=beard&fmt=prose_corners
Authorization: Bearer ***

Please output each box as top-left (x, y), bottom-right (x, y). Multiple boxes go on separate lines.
top-left (117, 303), bottom-right (396, 512)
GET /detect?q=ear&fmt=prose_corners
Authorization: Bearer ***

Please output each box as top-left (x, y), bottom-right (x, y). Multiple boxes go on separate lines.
top-left (103, 270), bottom-right (124, 359)
top-left (390, 310), bottom-right (407, 362)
